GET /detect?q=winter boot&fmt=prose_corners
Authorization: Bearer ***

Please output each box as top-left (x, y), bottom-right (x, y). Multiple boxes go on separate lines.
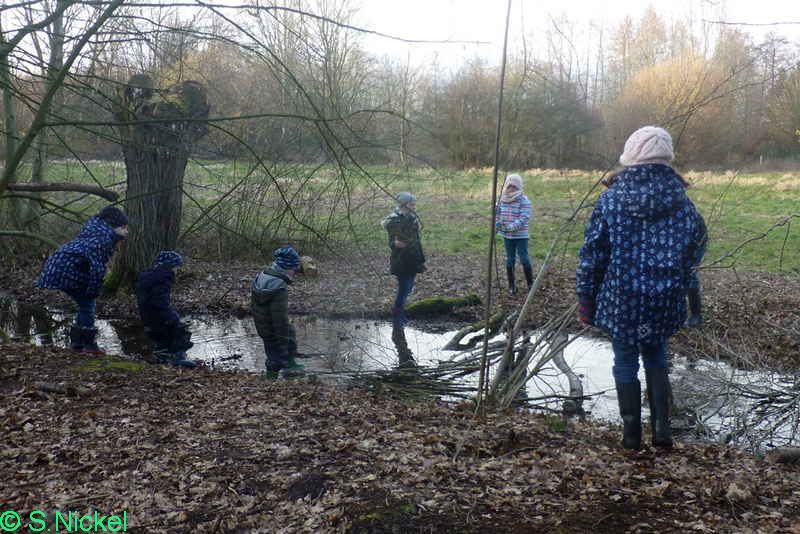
top-left (279, 357), bottom-right (306, 378)
top-left (81, 327), bottom-right (105, 355)
top-left (171, 351), bottom-right (198, 369)
top-left (522, 263), bottom-right (534, 291)
top-left (645, 367), bottom-right (673, 449)
top-left (152, 348), bottom-right (173, 364)
top-left (506, 266), bottom-right (517, 296)
top-left (686, 288), bottom-right (703, 327)
top-left (615, 380), bottom-right (642, 451)
top-left (69, 325), bottom-right (84, 351)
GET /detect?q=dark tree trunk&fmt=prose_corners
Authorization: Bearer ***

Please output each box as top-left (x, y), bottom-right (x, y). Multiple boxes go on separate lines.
top-left (120, 138), bottom-right (187, 277)
top-left (113, 75), bottom-right (209, 286)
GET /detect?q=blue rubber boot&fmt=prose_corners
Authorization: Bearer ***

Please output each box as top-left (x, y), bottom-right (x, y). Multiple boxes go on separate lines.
top-left (171, 351), bottom-right (198, 369)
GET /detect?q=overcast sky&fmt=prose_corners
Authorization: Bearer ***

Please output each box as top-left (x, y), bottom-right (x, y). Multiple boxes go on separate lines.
top-left (355, 0), bottom-right (800, 66)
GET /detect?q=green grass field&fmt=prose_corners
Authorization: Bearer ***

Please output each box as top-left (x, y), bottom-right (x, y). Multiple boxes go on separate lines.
top-left (30, 161), bottom-right (800, 274)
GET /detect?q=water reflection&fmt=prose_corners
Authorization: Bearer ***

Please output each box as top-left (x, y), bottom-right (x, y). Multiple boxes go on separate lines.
top-left (1, 296), bottom-right (798, 450)
top-left (0, 296), bottom-right (58, 345)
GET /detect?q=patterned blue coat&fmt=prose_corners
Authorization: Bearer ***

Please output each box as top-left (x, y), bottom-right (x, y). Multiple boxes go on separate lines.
top-left (576, 164), bottom-right (707, 344)
top-left (37, 217), bottom-right (122, 299)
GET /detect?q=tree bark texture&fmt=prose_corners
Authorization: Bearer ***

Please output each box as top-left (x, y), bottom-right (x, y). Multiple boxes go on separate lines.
top-left (113, 75), bottom-right (209, 284)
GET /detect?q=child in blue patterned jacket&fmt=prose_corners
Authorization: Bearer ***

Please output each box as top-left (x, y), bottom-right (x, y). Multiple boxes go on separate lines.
top-left (37, 206), bottom-right (129, 354)
top-left (576, 126), bottom-right (707, 451)
top-left (496, 174), bottom-right (533, 296)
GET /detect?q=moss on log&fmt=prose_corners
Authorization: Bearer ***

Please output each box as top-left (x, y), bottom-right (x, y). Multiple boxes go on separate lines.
top-left (406, 294), bottom-right (481, 317)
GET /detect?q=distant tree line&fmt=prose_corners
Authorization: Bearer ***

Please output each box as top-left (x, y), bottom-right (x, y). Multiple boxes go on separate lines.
top-left (2, 1), bottom-right (799, 175)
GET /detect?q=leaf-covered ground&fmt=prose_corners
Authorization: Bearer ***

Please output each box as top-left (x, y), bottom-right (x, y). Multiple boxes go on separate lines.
top-left (2, 342), bottom-right (799, 533)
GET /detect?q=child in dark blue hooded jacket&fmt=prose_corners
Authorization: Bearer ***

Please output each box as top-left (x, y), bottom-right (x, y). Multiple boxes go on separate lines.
top-left (576, 126), bottom-right (707, 452)
top-left (136, 251), bottom-right (196, 368)
top-left (37, 206), bottom-right (129, 353)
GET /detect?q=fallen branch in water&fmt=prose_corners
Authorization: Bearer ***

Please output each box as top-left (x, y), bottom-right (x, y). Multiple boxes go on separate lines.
top-left (443, 309), bottom-right (507, 351)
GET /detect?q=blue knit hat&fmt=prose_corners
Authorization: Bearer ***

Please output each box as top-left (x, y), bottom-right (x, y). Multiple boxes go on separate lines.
top-left (154, 250), bottom-right (183, 268)
top-left (97, 206), bottom-right (128, 228)
top-left (273, 246), bottom-right (301, 271)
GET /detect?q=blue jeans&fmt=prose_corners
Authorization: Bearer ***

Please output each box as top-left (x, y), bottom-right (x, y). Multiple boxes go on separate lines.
top-left (503, 238), bottom-right (531, 269)
top-left (72, 296), bottom-right (96, 328)
top-left (611, 339), bottom-right (668, 384)
top-left (392, 274), bottom-right (416, 326)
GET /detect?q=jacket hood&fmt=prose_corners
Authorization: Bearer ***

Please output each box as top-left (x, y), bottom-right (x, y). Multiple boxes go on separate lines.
top-left (252, 267), bottom-right (290, 300)
top-left (612, 164), bottom-right (688, 220)
top-left (137, 264), bottom-right (174, 288)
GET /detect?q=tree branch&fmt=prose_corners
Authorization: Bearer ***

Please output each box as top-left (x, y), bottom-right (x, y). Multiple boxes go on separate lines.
top-left (0, 230), bottom-right (60, 248)
top-left (6, 182), bottom-right (119, 201)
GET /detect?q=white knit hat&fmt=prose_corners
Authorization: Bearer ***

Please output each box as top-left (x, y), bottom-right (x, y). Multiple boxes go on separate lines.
top-left (619, 126), bottom-right (674, 167)
top-left (503, 174), bottom-right (523, 190)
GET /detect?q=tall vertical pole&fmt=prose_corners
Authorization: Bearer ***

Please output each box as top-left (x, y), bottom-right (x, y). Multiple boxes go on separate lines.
top-left (476, 0), bottom-right (513, 413)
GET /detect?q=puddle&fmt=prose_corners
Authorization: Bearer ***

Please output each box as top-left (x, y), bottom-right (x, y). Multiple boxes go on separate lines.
top-left (2, 296), bottom-right (798, 451)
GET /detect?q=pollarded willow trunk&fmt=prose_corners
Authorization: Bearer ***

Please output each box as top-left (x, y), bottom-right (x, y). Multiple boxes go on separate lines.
top-left (111, 75), bottom-right (209, 287)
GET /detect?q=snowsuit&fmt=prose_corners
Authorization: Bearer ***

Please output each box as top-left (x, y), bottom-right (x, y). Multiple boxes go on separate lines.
top-left (136, 264), bottom-right (192, 357)
top-left (251, 265), bottom-right (297, 372)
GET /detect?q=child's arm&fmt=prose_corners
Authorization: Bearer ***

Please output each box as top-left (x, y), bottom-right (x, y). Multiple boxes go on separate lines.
top-left (575, 203), bottom-right (610, 323)
top-left (685, 207), bottom-right (708, 289)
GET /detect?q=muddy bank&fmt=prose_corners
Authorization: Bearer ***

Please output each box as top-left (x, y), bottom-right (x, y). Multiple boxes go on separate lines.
top-left (3, 252), bottom-right (800, 369)
top-left (2, 342), bottom-right (800, 533)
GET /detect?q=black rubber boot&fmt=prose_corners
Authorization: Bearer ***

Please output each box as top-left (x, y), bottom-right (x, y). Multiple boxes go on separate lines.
top-left (81, 327), bottom-right (105, 355)
top-left (522, 263), bottom-right (534, 289)
top-left (686, 288), bottom-right (703, 327)
top-left (69, 325), bottom-right (84, 351)
top-left (615, 380), bottom-right (642, 451)
top-left (645, 367), bottom-right (673, 449)
top-left (506, 266), bottom-right (517, 296)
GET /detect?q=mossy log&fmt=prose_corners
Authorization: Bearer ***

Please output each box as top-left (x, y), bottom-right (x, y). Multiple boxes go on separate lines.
top-left (405, 294), bottom-right (480, 318)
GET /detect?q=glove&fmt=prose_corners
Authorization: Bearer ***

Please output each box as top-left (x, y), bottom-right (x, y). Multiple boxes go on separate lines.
top-left (578, 297), bottom-right (595, 326)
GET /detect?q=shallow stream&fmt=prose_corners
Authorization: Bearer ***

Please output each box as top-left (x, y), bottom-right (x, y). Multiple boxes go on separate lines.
top-left (2, 296), bottom-right (797, 451)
